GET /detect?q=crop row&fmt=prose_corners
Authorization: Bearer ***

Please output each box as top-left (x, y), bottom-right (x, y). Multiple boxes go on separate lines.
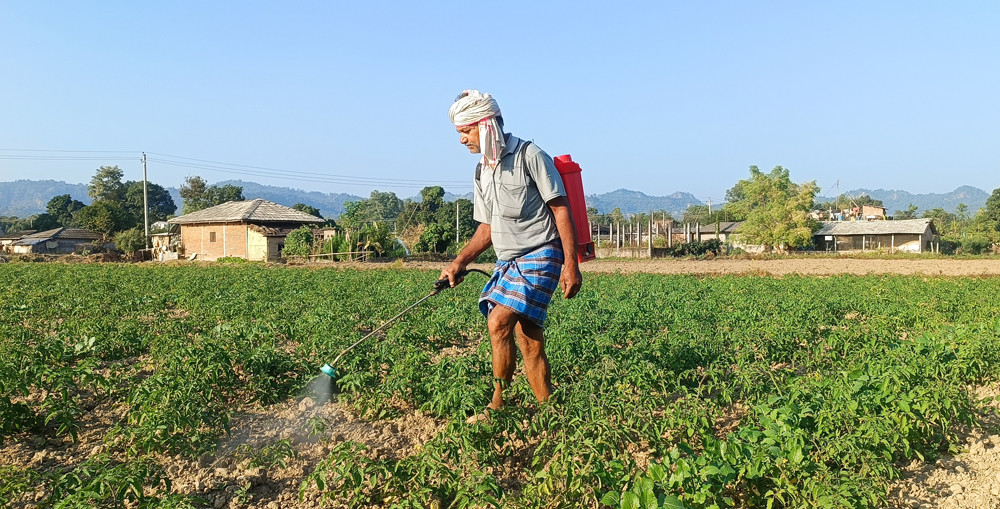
top-left (1, 263), bottom-right (999, 508)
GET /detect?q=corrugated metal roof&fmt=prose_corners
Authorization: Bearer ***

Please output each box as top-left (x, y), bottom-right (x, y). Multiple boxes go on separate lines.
top-left (20, 228), bottom-right (102, 241)
top-left (168, 199), bottom-right (324, 225)
top-left (0, 229), bottom-right (37, 240)
top-left (815, 218), bottom-right (935, 236)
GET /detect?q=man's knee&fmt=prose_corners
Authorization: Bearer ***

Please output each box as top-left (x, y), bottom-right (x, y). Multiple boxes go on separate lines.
top-left (487, 306), bottom-right (518, 342)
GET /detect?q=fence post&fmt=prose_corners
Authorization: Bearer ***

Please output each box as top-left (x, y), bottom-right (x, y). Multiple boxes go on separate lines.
top-left (648, 214), bottom-right (653, 258)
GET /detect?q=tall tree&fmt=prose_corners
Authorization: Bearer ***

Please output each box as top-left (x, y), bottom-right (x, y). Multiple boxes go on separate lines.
top-left (417, 186), bottom-right (445, 224)
top-left (983, 187), bottom-right (1000, 223)
top-left (725, 165), bottom-right (819, 253)
top-left (179, 176), bottom-right (209, 214)
top-left (123, 181), bottom-right (177, 226)
top-left (46, 194), bottom-right (86, 227)
top-left (205, 184), bottom-right (244, 205)
top-left (180, 176), bottom-right (244, 214)
top-left (88, 166), bottom-right (125, 203)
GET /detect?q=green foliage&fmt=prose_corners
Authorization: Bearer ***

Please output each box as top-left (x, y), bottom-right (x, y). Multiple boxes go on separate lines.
top-left (282, 226), bottom-right (314, 257)
top-left (179, 176), bottom-right (244, 214)
top-left (3, 265), bottom-right (1000, 508)
top-left (75, 201), bottom-right (128, 239)
top-left (662, 239), bottom-right (722, 258)
top-left (47, 194), bottom-right (86, 227)
top-left (123, 181), bottom-right (177, 225)
top-left (47, 453), bottom-right (175, 508)
top-left (416, 222), bottom-right (450, 253)
top-left (115, 227), bottom-right (147, 256)
top-left (292, 202), bottom-right (322, 218)
top-left (894, 203), bottom-right (919, 219)
top-left (88, 166), bottom-right (125, 202)
top-left (984, 187), bottom-right (1000, 223)
top-left (725, 166), bottom-right (819, 252)
top-left (237, 439), bottom-right (298, 469)
top-left (340, 190), bottom-right (404, 227)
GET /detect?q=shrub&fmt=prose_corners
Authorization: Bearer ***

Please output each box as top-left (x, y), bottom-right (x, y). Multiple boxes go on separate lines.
top-left (114, 228), bottom-right (147, 256)
top-left (283, 226), bottom-right (313, 257)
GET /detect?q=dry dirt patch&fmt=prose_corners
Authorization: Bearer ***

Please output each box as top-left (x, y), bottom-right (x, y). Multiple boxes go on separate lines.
top-left (888, 384), bottom-right (1000, 508)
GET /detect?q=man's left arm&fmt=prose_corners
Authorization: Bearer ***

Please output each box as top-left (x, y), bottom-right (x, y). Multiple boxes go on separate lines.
top-left (547, 196), bottom-right (582, 299)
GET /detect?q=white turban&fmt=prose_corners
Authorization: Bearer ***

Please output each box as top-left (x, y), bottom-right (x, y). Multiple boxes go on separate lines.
top-left (449, 90), bottom-right (505, 170)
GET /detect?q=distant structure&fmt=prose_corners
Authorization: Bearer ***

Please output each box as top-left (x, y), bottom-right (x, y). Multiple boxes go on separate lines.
top-left (168, 199), bottom-right (323, 261)
top-left (813, 218), bottom-right (938, 253)
top-left (8, 228), bottom-right (108, 255)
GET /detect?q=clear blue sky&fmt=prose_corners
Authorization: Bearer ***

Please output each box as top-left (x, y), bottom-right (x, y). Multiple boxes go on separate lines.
top-left (2, 1), bottom-right (998, 204)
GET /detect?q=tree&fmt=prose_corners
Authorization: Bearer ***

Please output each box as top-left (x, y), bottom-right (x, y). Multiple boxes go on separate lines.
top-left (180, 176), bottom-right (244, 214)
top-left (725, 165), bottom-right (819, 253)
top-left (983, 187), bottom-right (1000, 224)
top-left (292, 203), bottom-right (321, 218)
top-left (416, 223), bottom-right (450, 253)
top-left (417, 186), bottom-right (445, 224)
top-left (88, 166), bottom-right (126, 202)
top-left (922, 208), bottom-right (957, 236)
top-left (123, 181), bottom-right (177, 226)
top-left (894, 203), bottom-right (919, 220)
top-left (75, 201), bottom-right (128, 241)
top-left (180, 176), bottom-right (209, 214)
top-left (206, 184), bottom-right (244, 206)
top-left (46, 195), bottom-right (86, 227)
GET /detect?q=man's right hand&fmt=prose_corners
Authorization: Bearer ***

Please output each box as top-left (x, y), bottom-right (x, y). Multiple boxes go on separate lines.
top-left (440, 261), bottom-right (468, 288)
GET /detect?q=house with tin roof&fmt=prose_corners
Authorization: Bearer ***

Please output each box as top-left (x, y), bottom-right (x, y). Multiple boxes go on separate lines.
top-left (813, 218), bottom-right (938, 253)
top-left (168, 199), bottom-right (324, 261)
top-left (1, 230), bottom-right (36, 253)
top-left (10, 228), bottom-right (107, 255)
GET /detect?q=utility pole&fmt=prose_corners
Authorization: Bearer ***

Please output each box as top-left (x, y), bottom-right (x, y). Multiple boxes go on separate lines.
top-left (455, 201), bottom-right (460, 244)
top-left (142, 153), bottom-right (150, 248)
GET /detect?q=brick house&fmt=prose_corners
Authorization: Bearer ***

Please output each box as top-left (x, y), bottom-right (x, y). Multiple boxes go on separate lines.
top-left (168, 199), bottom-right (323, 261)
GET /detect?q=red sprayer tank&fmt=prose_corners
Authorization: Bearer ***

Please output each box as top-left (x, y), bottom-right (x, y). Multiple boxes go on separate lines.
top-left (553, 154), bottom-right (596, 263)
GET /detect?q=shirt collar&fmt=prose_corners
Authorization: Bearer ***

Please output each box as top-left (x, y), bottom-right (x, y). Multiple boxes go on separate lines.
top-left (500, 133), bottom-right (521, 159)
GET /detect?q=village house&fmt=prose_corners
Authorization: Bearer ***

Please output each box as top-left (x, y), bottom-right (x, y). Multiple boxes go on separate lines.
top-left (10, 228), bottom-right (107, 255)
top-left (0, 230), bottom-right (36, 253)
top-left (168, 199), bottom-right (324, 261)
top-left (813, 218), bottom-right (938, 253)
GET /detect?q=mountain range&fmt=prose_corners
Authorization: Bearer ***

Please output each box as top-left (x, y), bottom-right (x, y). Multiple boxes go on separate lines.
top-left (0, 179), bottom-right (991, 219)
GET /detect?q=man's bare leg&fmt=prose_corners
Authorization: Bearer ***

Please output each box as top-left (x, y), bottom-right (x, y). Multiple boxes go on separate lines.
top-left (515, 319), bottom-right (552, 402)
top-left (486, 305), bottom-right (519, 410)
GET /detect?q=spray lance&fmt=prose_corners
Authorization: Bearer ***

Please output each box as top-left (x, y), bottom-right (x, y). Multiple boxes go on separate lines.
top-left (320, 268), bottom-right (490, 379)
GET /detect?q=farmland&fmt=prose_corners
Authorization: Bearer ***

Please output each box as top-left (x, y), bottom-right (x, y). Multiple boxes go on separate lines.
top-left (2, 262), bottom-right (1000, 508)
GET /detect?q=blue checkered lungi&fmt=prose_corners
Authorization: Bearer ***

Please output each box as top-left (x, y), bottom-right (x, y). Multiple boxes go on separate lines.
top-left (479, 242), bottom-right (564, 326)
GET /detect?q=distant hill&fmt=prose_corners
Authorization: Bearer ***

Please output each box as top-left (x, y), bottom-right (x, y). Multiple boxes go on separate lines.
top-left (0, 180), bottom-right (92, 216)
top-left (585, 189), bottom-right (703, 216)
top-left (815, 186), bottom-right (990, 215)
top-left (2, 179), bottom-right (990, 219)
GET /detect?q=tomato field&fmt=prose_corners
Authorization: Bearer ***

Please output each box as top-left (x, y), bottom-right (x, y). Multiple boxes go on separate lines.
top-left (2, 262), bottom-right (1000, 508)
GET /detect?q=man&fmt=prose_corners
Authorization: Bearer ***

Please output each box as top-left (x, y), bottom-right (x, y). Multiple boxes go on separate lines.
top-left (441, 90), bottom-right (582, 417)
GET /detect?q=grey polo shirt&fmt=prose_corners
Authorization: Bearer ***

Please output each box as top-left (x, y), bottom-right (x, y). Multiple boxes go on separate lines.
top-left (473, 134), bottom-right (566, 261)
